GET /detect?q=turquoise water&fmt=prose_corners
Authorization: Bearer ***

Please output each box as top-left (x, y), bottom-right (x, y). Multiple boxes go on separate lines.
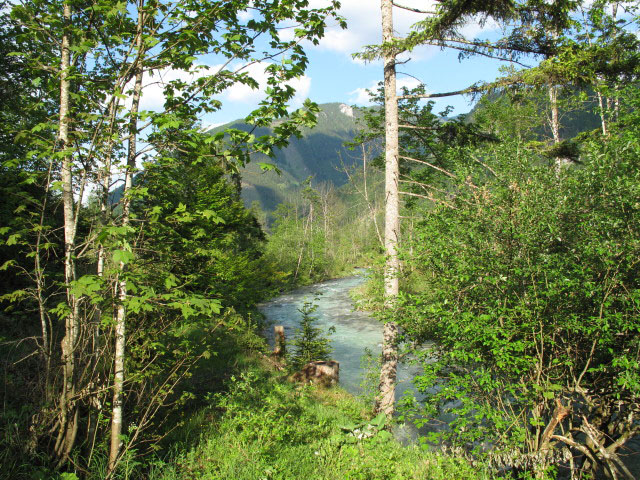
top-left (259, 272), bottom-right (416, 396)
top-left (264, 275), bottom-right (640, 469)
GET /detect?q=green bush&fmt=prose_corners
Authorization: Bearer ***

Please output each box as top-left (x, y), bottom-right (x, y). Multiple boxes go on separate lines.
top-left (401, 97), bottom-right (640, 477)
top-left (150, 362), bottom-right (496, 480)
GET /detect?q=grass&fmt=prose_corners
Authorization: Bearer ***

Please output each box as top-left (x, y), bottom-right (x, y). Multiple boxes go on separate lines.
top-left (149, 356), bottom-right (497, 480)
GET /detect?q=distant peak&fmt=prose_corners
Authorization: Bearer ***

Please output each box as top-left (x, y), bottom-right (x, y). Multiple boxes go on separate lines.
top-left (339, 104), bottom-right (354, 118)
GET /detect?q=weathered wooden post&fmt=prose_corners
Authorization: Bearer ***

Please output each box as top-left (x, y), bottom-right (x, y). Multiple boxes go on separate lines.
top-left (273, 325), bottom-right (285, 357)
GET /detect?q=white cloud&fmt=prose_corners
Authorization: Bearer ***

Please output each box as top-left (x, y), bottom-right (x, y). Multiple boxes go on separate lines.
top-left (460, 16), bottom-right (501, 39)
top-left (137, 65), bottom-right (215, 112)
top-left (348, 82), bottom-right (377, 106)
top-left (349, 75), bottom-right (428, 106)
top-left (224, 61), bottom-right (311, 108)
top-left (306, 0), bottom-right (500, 60)
top-left (128, 60), bottom-right (311, 115)
top-left (238, 9), bottom-right (253, 22)
top-left (397, 76), bottom-right (422, 91)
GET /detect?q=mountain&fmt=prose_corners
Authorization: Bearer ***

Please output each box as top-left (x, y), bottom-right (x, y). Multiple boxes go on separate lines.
top-left (214, 103), bottom-right (364, 211)
top-left (108, 103), bottom-right (364, 211)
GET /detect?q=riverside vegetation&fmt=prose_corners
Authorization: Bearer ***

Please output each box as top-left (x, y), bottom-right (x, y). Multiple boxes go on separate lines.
top-left (1, 0), bottom-right (640, 479)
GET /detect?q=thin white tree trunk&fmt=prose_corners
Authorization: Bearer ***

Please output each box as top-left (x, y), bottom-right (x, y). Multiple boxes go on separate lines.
top-left (548, 83), bottom-right (560, 144)
top-left (362, 144), bottom-right (384, 248)
top-left (88, 96), bottom-right (118, 461)
top-left (376, 0), bottom-right (400, 418)
top-left (579, 5), bottom-right (608, 137)
top-left (35, 158), bottom-right (55, 388)
top-left (596, 91), bottom-right (608, 136)
top-left (55, 1), bottom-right (80, 464)
top-left (108, 6), bottom-right (144, 471)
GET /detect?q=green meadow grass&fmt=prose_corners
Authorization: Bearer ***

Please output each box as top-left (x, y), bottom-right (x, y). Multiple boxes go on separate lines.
top-left (149, 358), bottom-right (496, 480)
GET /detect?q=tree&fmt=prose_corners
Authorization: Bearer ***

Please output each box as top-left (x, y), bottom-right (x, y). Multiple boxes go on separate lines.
top-left (357, 0), bottom-right (519, 419)
top-left (401, 83), bottom-right (640, 479)
top-left (354, 0), bottom-right (639, 475)
top-left (289, 301), bottom-right (334, 371)
top-left (5, 0), bottom-right (343, 472)
top-left (374, 0), bottom-right (401, 419)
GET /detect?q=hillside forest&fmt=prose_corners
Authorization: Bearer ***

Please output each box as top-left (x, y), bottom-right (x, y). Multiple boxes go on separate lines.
top-left (0, 0), bottom-right (639, 479)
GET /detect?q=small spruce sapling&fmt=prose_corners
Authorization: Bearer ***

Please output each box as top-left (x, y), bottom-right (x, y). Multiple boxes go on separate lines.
top-left (289, 301), bottom-right (335, 370)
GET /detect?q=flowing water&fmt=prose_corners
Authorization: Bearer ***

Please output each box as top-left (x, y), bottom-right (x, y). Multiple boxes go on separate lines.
top-left (259, 271), bottom-right (416, 397)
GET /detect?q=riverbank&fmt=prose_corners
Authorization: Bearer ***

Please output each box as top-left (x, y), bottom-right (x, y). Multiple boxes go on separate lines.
top-left (150, 355), bottom-right (496, 480)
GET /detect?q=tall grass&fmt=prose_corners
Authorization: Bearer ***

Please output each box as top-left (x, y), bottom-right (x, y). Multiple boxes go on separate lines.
top-left (149, 359), bottom-right (496, 480)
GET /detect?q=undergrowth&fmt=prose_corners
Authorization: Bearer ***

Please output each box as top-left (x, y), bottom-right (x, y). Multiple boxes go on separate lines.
top-left (149, 358), bottom-right (496, 480)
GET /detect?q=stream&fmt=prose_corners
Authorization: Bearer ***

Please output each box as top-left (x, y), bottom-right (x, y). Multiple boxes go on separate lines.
top-left (259, 270), bottom-right (416, 398)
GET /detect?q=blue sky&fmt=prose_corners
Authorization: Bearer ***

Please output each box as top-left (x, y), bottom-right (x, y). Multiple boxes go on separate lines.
top-left (136, 1), bottom-right (531, 129)
top-left (193, 0), bottom-right (522, 127)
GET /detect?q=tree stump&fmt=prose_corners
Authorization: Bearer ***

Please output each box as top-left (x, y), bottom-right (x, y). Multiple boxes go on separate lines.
top-left (291, 360), bottom-right (340, 387)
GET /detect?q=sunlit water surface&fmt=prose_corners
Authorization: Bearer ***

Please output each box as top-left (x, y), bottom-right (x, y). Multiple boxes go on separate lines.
top-left (259, 271), bottom-right (416, 397)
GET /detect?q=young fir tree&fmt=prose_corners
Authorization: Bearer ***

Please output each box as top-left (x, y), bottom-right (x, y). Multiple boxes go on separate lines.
top-left (289, 301), bottom-right (334, 371)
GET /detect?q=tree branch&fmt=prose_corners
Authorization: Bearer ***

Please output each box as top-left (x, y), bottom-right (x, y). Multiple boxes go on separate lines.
top-left (398, 84), bottom-right (484, 99)
top-left (399, 154), bottom-right (456, 178)
top-left (400, 190), bottom-right (455, 209)
top-left (392, 2), bottom-right (437, 15)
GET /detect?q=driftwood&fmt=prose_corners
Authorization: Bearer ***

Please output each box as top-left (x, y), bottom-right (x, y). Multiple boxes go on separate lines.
top-left (291, 360), bottom-right (339, 387)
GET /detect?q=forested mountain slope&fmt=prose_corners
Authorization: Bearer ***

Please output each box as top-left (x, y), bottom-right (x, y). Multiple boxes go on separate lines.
top-left (211, 103), bottom-right (364, 211)
top-left (466, 89), bottom-right (603, 141)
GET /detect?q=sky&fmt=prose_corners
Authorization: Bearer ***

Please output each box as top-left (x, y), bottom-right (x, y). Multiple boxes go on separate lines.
top-left (188, 0), bottom-right (523, 129)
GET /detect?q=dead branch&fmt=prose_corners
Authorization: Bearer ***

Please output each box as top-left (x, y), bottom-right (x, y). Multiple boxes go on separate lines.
top-left (392, 2), bottom-right (436, 14)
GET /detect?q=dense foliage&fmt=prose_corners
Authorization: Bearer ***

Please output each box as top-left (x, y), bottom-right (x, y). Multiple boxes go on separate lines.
top-left (395, 86), bottom-right (640, 477)
top-left (0, 0), bottom-right (344, 477)
top-left (150, 359), bottom-right (496, 480)
top-left (1, 0), bottom-right (639, 478)
top-left (262, 168), bottom-right (384, 286)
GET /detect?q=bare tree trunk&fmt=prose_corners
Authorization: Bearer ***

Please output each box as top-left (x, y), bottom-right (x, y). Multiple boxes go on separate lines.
top-left (88, 96), bottom-right (119, 461)
top-left (362, 144), bottom-right (384, 248)
top-left (375, 0), bottom-right (400, 418)
top-left (579, 5), bottom-right (608, 137)
top-left (548, 83), bottom-right (560, 145)
top-left (35, 159), bottom-right (55, 391)
top-left (596, 90), bottom-right (608, 136)
top-left (54, 2), bottom-right (80, 465)
top-left (307, 201), bottom-right (315, 278)
top-left (97, 98), bottom-right (118, 281)
top-left (108, 5), bottom-right (144, 472)
top-left (293, 204), bottom-right (310, 281)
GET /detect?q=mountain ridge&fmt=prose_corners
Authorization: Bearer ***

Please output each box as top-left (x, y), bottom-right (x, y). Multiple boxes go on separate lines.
top-left (214, 102), bottom-right (364, 211)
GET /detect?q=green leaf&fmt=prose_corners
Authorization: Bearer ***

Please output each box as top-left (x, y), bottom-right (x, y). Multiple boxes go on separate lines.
top-left (370, 412), bottom-right (387, 429)
top-left (0, 260), bottom-right (16, 271)
top-left (112, 249), bottom-right (134, 265)
top-left (6, 234), bottom-right (20, 246)
top-left (201, 210), bottom-right (224, 223)
top-left (165, 274), bottom-right (178, 289)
